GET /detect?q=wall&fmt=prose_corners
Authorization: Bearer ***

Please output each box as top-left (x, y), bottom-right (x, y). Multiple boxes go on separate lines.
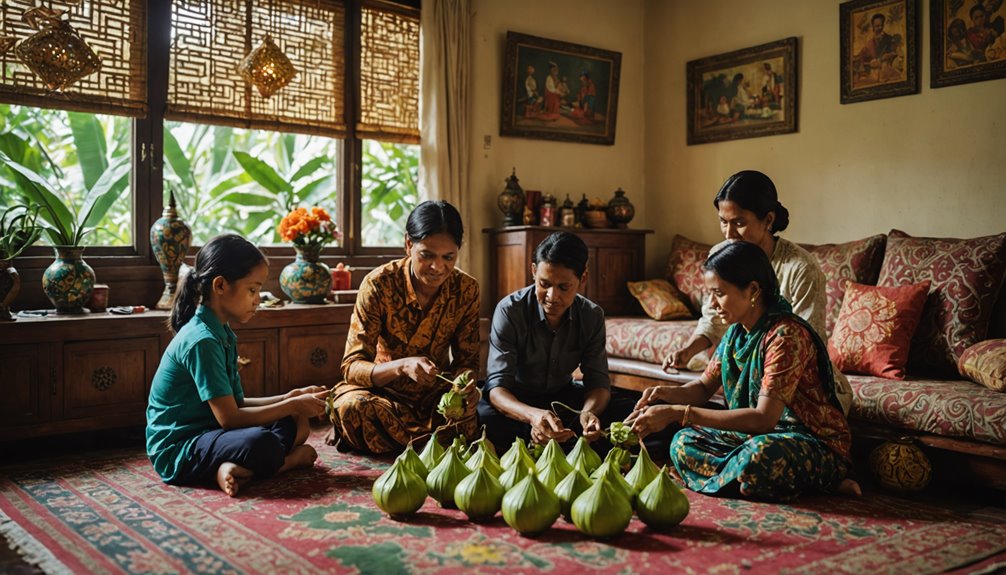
top-left (469, 0), bottom-right (646, 314)
top-left (644, 0), bottom-right (1006, 276)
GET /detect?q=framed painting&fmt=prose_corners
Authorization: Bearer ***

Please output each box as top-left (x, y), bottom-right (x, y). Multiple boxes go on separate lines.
top-left (500, 31), bottom-right (621, 145)
top-left (686, 37), bottom-right (798, 146)
top-left (931, 0), bottom-right (1006, 88)
top-left (840, 0), bottom-right (920, 104)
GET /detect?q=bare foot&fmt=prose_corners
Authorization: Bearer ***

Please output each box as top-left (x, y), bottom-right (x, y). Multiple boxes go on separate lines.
top-left (216, 462), bottom-right (254, 497)
top-left (277, 444), bottom-right (318, 474)
top-left (837, 478), bottom-right (862, 497)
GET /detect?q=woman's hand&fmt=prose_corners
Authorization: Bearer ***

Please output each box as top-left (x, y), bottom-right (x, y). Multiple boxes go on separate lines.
top-left (662, 350), bottom-right (688, 373)
top-left (399, 356), bottom-right (440, 386)
top-left (579, 410), bottom-right (602, 442)
top-left (456, 370), bottom-right (481, 417)
top-left (624, 404), bottom-right (680, 438)
top-left (635, 385), bottom-right (671, 410)
top-left (530, 409), bottom-right (574, 444)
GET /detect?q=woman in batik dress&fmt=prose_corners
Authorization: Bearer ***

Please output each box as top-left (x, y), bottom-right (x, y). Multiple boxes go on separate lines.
top-left (626, 242), bottom-right (860, 501)
top-left (327, 200), bottom-right (480, 453)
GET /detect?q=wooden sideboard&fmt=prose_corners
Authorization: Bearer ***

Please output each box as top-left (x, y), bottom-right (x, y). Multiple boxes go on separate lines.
top-left (0, 304), bottom-right (353, 440)
top-left (483, 226), bottom-right (652, 316)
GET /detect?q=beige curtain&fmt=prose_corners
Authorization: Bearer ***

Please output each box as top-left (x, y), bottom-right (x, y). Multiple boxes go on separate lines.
top-left (420, 0), bottom-right (472, 271)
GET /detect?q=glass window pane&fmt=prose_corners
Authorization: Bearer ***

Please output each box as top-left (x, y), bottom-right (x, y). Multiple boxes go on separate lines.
top-left (360, 139), bottom-right (419, 247)
top-left (0, 105), bottom-right (132, 247)
top-left (164, 121), bottom-right (342, 246)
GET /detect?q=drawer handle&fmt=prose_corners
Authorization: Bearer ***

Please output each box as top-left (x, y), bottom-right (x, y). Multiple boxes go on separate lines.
top-left (92, 366), bottom-right (117, 391)
top-left (309, 347), bottom-right (328, 368)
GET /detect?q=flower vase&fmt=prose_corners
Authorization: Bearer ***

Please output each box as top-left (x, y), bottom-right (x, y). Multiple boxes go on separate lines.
top-left (279, 245), bottom-right (332, 304)
top-left (150, 192), bottom-right (192, 310)
top-left (42, 246), bottom-right (95, 314)
top-left (0, 258), bottom-right (21, 321)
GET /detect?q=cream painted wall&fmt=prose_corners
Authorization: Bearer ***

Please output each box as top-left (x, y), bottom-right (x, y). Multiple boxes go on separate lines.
top-left (469, 0), bottom-right (646, 314)
top-left (644, 0), bottom-right (1006, 277)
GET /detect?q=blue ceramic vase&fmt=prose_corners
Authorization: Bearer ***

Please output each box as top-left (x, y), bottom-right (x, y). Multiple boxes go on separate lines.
top-left (150, 192), bottom-right (192, 310)
top-left (42, 246), bottom-right (95, 314)
top-left (279, 244), bottom-right (331, 304)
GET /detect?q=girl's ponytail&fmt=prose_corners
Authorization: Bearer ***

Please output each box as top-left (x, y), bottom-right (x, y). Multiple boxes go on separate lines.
top-left (169, 270), bottom-right (204, 333)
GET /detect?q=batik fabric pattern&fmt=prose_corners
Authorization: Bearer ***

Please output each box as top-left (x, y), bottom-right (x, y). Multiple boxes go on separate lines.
top-left (671, 302), bottom-right (852, 501)
top-left (328, 258), bottom-right (480, 453)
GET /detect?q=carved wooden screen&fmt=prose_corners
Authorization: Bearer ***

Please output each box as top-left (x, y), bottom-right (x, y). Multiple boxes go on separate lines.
top-left (0, 0), bottom-right (147, 116)
top-left (358, 2), bottom-right (420, 144)
top-left (167, 0), bottom-right (347, 137)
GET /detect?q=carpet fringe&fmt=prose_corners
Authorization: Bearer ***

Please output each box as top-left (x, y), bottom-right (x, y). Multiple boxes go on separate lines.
top-left (0, 509), bottom-right (72, 575)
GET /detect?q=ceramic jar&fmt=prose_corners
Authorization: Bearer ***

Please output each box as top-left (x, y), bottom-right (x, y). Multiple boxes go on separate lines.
top-left (606, 188), bottom-right (635, 228)
top-left (150, 192), bottom-right (192, 310)
top-left (279, 244), bottom-right (332, 304)
top-left (42, 246), bottom-right (95, 314)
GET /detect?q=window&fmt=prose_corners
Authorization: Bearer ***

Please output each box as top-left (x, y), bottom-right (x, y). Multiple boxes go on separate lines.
top-left (0, 0), bottom-right (420, 266)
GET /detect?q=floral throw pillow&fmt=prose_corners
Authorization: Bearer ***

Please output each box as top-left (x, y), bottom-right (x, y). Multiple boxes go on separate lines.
top-left (802, 234), bottom-right (887, 340)
top-left (878, 230), bottom-right (1006, 377)
top-left (958, 339), bottom-right (1006, 392)
top-left (664, 235), bottom-right (712, 314)
top-left (627, 279), bottom-right (694, 320)
top-left (828, 281), bottom-right (930, 380)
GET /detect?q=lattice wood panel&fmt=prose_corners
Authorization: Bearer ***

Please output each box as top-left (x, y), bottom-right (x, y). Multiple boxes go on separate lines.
top-left (0, 0), bottom-right (146, 116)
top-left (167, 0), bottom-right (346, 137)
top-left (358, 3), bottom-right (419, 144)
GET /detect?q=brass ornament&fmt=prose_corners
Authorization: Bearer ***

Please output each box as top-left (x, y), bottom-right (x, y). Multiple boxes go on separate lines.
top-left (869, 436), bottom-right (932, 491)
top-left (238, 34), bottom-right (298, 99)
top-left (13, 7), bottom-right (101, 91)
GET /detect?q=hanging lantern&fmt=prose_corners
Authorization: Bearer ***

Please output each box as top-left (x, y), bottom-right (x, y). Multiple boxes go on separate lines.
top-left (13, 7), bottom-right (101, 91)
top-left (238, 34), bottom-right (297, 99)
top-left (869, 436), bottom-right (932, 491)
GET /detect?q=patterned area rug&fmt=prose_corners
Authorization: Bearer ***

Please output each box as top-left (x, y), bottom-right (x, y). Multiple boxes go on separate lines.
top-left (2, 431), bottom-right (1005, 575)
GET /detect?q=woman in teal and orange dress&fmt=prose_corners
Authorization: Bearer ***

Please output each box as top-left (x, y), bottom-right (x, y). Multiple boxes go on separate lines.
top-left (626, 241), bottom-right (860, 500)
top-left (326, 200), bottom-right (480, 454)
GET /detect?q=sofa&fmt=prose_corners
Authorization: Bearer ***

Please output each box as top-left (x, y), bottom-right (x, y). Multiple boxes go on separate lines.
top-left (605, 230), bottom-right (1006, 490)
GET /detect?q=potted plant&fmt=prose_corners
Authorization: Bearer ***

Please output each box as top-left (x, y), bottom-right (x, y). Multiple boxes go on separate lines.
top-left (0, 204), bottom-right (43, 320)
top-left (0, 150), bottom-right (129, 313)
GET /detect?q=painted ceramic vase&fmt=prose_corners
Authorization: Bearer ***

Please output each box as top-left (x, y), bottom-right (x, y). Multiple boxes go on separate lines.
top-left (606, 188), bottom-right (635, 229)
top-left (150, 192), bottom-right (192, 310)
top-left (0, 258), bottom-right (21, 321)
top-left (279, 244), bottom-right (331, 304)
top-left (42, 246), bottom-right (95, 314)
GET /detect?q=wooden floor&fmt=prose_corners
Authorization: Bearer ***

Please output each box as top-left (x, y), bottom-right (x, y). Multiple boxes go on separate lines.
top-left (2, 426), bottom-right (1003, 574)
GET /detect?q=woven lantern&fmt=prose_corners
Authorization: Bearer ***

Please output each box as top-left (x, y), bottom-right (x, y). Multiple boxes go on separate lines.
top-left (13, 8), bottom-right (101, 91)
top-left (869, 437), bottom-right (932, 491)
top-left (238, 34), bottom-right (297, 99)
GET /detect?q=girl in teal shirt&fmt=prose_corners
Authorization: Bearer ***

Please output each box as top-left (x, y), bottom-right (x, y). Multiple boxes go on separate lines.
top-left (146, 234), bottom-right (328, 496)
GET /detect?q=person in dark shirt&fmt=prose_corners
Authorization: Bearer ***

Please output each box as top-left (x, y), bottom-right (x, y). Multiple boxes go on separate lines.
top-left (479, 231), bottom-right (619, 449)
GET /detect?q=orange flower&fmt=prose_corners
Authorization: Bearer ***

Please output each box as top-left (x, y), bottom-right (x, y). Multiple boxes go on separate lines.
top-left (277, 206), bottom-right (341, 248)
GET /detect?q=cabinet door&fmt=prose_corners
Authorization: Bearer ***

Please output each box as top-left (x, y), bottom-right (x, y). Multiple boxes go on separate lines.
top-left (279, 325), bottom-right (349, 391)
top-left (62, 337), bottom-right (159, 420)
top-left (236, 329), bottom-right (279, 397)
top-left (593, 246), bottom-right (640, 315)
top-left (0, 343), bottom-right (50, 426)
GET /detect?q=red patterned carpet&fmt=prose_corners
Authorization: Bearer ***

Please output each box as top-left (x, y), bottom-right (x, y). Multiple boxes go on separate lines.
top-left (2, 430), bottom-right (1005, 575)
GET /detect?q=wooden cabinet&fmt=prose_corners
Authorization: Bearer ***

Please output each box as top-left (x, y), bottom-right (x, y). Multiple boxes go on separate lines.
top-left (484, 226), bottom-right (652, 315)
top-left (0, 303), bottom-right (353, 440)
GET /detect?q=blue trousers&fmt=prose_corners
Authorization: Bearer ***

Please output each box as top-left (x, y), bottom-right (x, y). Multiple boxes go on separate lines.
top-left (173, 416), bottom-right (298, 485)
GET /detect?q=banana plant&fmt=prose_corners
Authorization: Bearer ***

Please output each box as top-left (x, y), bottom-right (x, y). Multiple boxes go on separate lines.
top-left (361, 140), bottom-right (419, 246)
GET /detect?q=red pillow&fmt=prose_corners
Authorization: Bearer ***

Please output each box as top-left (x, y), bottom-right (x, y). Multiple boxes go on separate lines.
top-left (828, 281), bottom-right (931, 379)
top-left (664, 235), bottom-right (712, 314)
top-left (802, 234), bottom-right (887, 339)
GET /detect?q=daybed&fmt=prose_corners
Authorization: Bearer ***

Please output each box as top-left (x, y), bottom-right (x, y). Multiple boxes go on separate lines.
top-left (605, 230), bottom-right (1006, 490)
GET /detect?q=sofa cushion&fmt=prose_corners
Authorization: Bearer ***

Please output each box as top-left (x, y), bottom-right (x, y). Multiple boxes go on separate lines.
top-left (627, 279), bottom-right (694, 320)
top-left (958, 339), bottom-right (1006, 392)
top-left (848, 374), bottom-right (1006, 446)
top-left (606, 317), bottom-right (698, 364)
top-left (664, 235), bottom-right (712, 314)
top-left (802, 234), bottom-right (887, 338)
top-left (828, 281), bottom-right (930, 380)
